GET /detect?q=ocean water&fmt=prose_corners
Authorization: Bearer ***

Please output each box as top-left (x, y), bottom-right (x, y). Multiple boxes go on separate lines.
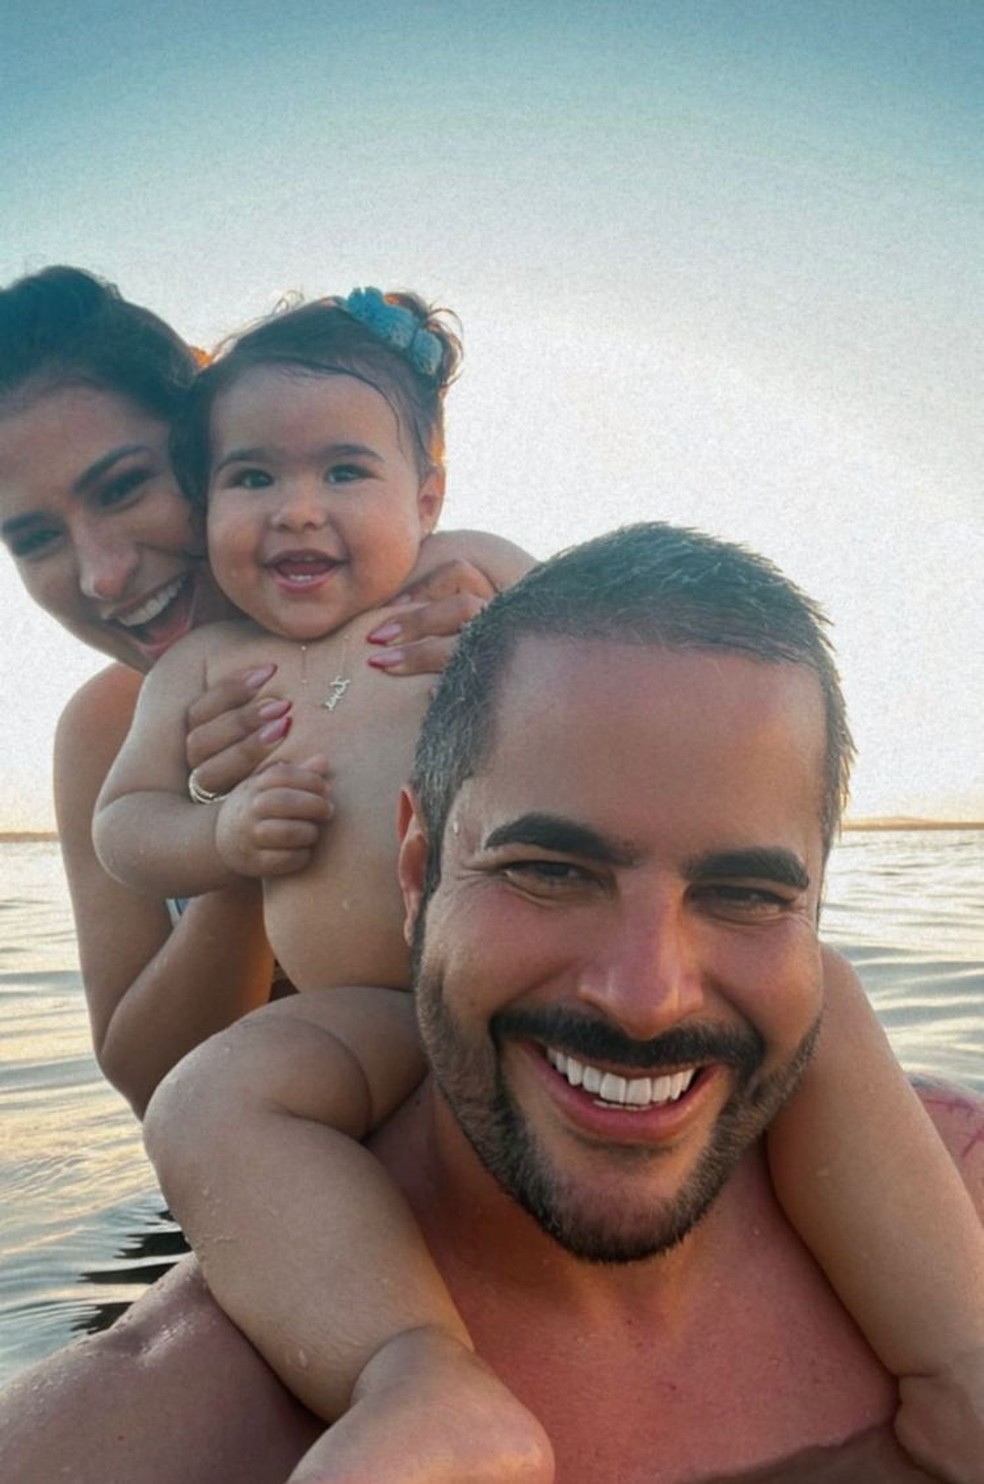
top-left (0, 832), bottom-right (982, 1389)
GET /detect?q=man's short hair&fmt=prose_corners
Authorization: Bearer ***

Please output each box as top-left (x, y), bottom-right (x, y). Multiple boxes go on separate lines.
top-left (412, 522), bottom-right (853, 891)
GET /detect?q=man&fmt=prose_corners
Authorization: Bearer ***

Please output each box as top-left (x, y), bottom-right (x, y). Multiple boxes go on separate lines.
top-left (2, 523), bottom-right (981, 1483)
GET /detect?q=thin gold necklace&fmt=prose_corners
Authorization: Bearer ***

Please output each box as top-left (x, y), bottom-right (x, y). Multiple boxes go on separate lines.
top-left (299, 637), bottom-right (352, 711)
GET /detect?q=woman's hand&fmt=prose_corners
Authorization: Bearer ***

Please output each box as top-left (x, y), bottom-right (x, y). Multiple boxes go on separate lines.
top-left (185, 663), bottom-right (292, 799)
top-left (366, 559), bottom-right (498, 677)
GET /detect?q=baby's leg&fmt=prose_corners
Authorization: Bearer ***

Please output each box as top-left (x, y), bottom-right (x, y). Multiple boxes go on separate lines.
top-left (287, 1328), bottom-right (554, 1484)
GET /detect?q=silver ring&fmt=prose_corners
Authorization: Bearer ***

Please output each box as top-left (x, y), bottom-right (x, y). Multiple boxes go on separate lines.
top-left (187, 769), bottom-right (228, 805)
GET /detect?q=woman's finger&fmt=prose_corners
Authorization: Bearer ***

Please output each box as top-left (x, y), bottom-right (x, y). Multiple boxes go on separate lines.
top-left (368, 591), bottom-right (484, 648)
top-left (186, 710), bottom-right (292, 797)
top-left (185, 664), bottom-right (278, 731)
top-left (367, 634), bottom-right (458, 678)
top-left (186, 697), bottom-right (290, 771)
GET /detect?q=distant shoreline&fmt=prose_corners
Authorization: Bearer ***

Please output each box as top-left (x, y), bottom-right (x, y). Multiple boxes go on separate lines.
top-left (2, 822), bottom-right (983, 843)
top-left (841, 818), bottom-right (984, 832)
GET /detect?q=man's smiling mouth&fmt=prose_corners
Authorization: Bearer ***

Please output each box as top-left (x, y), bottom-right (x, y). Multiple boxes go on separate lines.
top-left (546, 1048), bottom-right (698, 1110)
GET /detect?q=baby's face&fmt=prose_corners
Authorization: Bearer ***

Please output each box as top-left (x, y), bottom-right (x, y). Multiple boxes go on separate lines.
top-left (205, 366), bottom-right (443, 640)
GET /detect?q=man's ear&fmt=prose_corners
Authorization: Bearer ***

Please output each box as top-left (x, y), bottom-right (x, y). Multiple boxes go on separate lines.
top-left (398, 787), bottom-right (429, 946)
top-left (417, 467), bottom-right (445, 535)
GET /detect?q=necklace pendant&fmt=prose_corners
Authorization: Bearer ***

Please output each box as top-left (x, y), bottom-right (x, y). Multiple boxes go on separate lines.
top-left (321, 675), bottom-right (351, 711)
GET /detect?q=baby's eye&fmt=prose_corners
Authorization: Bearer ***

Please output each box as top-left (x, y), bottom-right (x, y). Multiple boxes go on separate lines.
top-left (327, 463), bottom-right (368, 485)
top-left (97, 468), bottom-right (151, 509)
top-left (229, 468), bottom-right (273, 490)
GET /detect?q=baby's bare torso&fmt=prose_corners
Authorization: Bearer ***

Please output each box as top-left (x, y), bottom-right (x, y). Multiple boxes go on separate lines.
top-left (204, 608), bottom-right (431, 991)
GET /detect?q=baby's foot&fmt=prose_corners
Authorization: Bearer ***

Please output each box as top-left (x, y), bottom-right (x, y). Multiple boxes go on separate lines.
top-left (286, 1327), bottom-right (554, 1483)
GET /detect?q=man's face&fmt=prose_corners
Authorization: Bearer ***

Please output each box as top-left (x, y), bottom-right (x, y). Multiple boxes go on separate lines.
top-left (400, 637), bottom-right (828, 1263)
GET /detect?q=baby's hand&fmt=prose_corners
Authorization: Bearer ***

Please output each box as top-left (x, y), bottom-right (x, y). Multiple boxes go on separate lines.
top-left (286, 1328), bottom-right (553, 1484)
top-left (895, 1348), bottom-right (984, 1484)
top-left (214, 755), bottom-right (333, 878)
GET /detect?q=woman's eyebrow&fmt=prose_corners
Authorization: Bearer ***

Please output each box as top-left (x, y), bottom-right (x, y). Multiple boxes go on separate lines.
top-left (686, 848), bottom-right (811, 890)
top-left (73, 443), bottom-right (155, 494)
top-left (483, 812), bottom-right (639, 865)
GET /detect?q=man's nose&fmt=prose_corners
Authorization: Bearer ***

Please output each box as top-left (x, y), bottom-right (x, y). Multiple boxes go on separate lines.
top-left (574, 892), bottom-right (705, 1041)
top-left (272, 479), bottom-right (329, 532)
top-left (76, 525), bottom-right (139, 603)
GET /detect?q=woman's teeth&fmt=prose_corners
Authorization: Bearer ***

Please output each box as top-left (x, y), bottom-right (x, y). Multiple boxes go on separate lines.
top-left (546, 1048), bottom-right (696, 1110)
top-left (116, 577), bottom-right (185, 628)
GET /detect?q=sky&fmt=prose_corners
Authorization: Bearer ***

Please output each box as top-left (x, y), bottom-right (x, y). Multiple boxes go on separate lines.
top-left (1, 0), bottom-right (982, 830)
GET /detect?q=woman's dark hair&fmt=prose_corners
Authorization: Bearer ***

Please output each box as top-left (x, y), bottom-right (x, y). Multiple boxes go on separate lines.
top-left (0, 265), bottom-right (197, 423)
top-left (171, 291), bottom-right (461, 507)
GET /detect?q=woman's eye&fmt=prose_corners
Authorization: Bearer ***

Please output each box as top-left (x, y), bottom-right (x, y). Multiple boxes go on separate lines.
top-left (98, 468), bottom-right (151, 508)
top-left (8, 526), bottom-right (61, 560)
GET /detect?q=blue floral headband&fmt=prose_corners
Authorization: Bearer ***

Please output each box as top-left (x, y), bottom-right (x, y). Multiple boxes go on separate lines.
top-left (342, 287), bottom-right (444, 379)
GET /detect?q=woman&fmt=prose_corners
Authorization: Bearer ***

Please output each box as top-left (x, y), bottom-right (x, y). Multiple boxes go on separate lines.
top-left (0, 265), bottom-right (491, 1115)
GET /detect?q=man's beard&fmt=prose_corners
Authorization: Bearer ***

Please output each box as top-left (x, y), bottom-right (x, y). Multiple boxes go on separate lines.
top-left (413, 927), bottom-right (820, 1264)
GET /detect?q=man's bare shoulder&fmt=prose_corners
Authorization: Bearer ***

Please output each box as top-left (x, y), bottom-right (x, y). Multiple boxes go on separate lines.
top-left (915, 1077), bottom-right (984, 1209)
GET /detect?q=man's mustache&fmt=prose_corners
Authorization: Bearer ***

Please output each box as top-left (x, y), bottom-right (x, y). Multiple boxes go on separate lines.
top-left (491, 1005), bottom-right (764, 1078)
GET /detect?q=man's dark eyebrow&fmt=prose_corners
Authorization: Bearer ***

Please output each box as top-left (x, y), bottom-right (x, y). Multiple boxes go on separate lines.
top-left (73, 444), bottom-right (156, 494)
top-left (483, 813), bottom-right (639, 866)
top-left (687, 848), bottom-right (810, 891)
top-left (212, 441), bottom-right (383, 475)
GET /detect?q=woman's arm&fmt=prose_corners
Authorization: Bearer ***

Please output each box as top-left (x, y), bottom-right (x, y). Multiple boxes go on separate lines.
top-left (55, 664), bottom-right (276, 1115)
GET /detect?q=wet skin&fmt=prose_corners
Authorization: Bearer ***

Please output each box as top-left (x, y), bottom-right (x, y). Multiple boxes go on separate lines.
top-left (0, 386), bottom-right (230, 670)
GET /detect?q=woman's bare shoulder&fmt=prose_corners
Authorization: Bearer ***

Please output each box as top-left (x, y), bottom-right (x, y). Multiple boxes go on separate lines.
top-left (56, 663), bottom-right (143, 756)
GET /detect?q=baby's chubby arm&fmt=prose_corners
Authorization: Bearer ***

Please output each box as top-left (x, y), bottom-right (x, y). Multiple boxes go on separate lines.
top-left (143, 987), bottom-right (464, 1421)
top-left (94, 627), bottom-right (332, 898)
top-left (768, 948), bottom-right (984, 1482)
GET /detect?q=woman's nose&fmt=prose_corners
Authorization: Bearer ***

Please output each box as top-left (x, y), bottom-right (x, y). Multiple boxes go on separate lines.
top-left (76, 526), bottom-right (140, 603)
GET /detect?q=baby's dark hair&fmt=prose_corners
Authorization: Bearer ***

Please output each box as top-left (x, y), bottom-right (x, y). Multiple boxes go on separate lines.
top-left (171, 290), bottom-right (461, 507)
top-left (0, 265), bottom-right (197, 422)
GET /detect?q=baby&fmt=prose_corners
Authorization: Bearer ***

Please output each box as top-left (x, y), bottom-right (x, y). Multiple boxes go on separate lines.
top-left (95, 288), bottom-right (532, 992)
top-left (97, 295), bottom-right (984, 1483)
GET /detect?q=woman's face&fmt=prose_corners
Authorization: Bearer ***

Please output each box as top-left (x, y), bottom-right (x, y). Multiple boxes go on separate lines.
top-left (0, 385), bottom-right (232, 671)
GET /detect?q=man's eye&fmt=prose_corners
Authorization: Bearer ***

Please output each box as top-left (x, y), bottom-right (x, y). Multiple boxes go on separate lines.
top-left (500, 859), bottom-right (590, 894)
top-left (98, 468), bottom-right (151, 508)
top-left (697, 884), bottom-right (792, 918)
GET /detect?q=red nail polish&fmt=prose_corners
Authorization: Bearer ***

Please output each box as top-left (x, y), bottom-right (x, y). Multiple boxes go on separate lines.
top-left (368, 649), bottom-right (404, 670)
top-left (245, 663), bottom-right (277, 691)
top-left (259, 714), bottom-right (291, 743)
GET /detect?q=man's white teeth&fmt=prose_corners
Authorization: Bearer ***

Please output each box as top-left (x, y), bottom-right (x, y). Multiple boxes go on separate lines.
top-left (117, 577), bottom-right (184, 628)
top-left (546, 1049), bottom-right (696, 1110)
